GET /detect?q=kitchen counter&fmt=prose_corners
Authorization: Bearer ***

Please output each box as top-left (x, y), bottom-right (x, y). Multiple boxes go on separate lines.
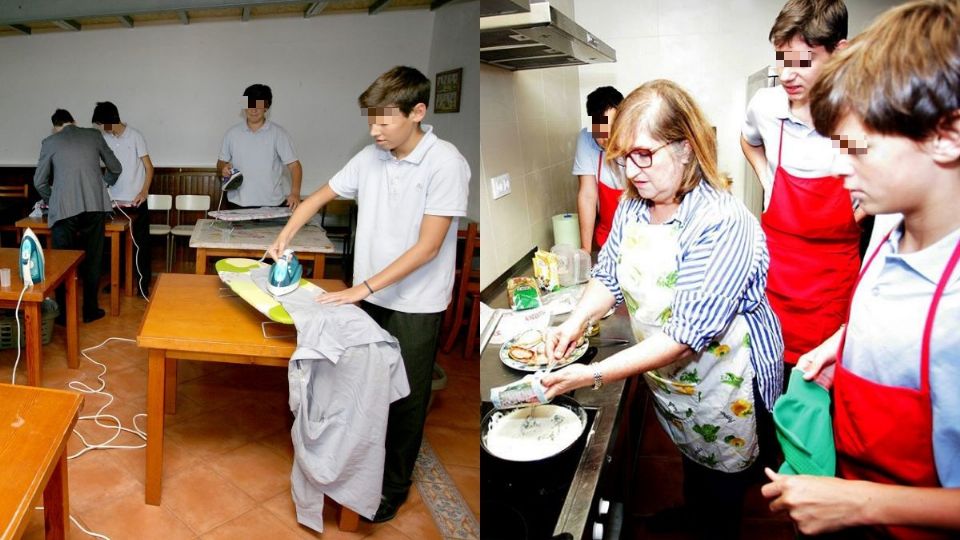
top-left (481, 274), bottom-right (635, 539)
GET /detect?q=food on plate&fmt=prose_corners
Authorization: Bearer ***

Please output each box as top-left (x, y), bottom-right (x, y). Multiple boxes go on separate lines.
top-left (484, 404), bottom-right (584, 461)
top-left (508, 345), bottom-right (536, 362)
top-left (514, 329), bottom-right (544, 347)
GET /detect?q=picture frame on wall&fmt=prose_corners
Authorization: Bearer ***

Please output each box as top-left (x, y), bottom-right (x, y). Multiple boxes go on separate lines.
top-left (434, 68), bottom-right (462, 114)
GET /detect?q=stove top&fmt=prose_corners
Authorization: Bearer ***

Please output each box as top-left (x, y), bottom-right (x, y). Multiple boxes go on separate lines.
top-left (480, 402), bottom-right (597, 540)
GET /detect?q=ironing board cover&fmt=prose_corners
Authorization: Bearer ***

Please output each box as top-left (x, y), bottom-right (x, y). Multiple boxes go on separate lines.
top-left (215, 258), bottom-right (324, 324)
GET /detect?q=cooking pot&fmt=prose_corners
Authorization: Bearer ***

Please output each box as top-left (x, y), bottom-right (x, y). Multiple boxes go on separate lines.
top-left (481, 393), bottom-right (588, 463)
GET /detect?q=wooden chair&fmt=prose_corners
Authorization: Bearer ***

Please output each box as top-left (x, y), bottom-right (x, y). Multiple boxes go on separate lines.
top-left (170, 194), bottom-right (210, 271)
top-left (320, 199), bottom-right (356, 281)
top-left (0, 184), bottom-right (30, 246)
top-left (147, 194), bottom-right (173, 272)
top-left (442, 221), bottom-right (480, 357)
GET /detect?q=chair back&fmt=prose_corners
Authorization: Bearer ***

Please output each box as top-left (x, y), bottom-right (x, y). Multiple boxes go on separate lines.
top-left (175, 194), bottom-right (210, 212)
top-left (147, 194), bottom-right (173, 211)
top-left (458, 220), bottom-right (480, 290)
top-left (0, 185), bottom-right (28, 199)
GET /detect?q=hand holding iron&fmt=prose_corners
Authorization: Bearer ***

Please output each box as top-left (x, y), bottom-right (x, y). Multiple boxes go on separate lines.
top-left (267, 237), bottom-right (288, 263)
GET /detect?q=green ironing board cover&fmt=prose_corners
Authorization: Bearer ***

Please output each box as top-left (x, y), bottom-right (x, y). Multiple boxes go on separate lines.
top-left (215, 258), bottom-right (324, 324)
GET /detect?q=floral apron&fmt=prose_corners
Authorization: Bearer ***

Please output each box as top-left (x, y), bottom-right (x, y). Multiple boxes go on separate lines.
top-left (617, 220), bottom-right (759, 472)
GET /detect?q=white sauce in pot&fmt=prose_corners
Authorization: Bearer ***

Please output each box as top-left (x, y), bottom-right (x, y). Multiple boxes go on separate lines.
top-left (484, 404), bottom-right (584, 462)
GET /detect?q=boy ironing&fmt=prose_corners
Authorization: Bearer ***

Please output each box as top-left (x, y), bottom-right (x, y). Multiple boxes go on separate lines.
top-left (269, 66), bottom-right (470, 522)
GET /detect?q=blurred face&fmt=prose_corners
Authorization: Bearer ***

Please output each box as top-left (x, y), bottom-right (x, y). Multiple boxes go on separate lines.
top-left (775, 36), bottom-right (841, 105)
top-left (591, 107), bottom-right (617, 147)
top-left (366, 103), bottom-right (426, 152)
top-left (619, 129), bottom-right (689, 204)
top-left (828, 114), bottom-right (929, 216)
top-left (244, 99), bottom-right (267, 124)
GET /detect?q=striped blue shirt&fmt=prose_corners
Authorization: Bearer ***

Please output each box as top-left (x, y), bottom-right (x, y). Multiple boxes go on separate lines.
top-left (592, 180), bottom-right (784, 409)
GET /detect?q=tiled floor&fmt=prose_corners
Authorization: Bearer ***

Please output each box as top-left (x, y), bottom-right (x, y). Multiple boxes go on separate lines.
top-left (0, 257), bottom-right (479, 539)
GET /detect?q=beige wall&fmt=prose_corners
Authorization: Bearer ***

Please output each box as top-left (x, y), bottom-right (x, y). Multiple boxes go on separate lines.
top-left (479, 64), bottom-right (582, 289)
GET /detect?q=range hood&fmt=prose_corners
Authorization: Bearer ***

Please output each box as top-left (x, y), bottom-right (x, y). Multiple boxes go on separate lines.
top-left (480, 1), bottom-right (616, 71)
top-left (480, 0), bottom-right (530, 17)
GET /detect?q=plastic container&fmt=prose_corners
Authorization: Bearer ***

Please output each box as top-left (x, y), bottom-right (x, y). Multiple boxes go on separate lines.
top-left (0, 298), bottom-right (59, 349)
top-left (552, 245), bottom-right (592, 287)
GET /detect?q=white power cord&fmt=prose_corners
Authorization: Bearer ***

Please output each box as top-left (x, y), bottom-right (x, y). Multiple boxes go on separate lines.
top-left (10, 282), bottom-right (29, 384)
top-left (112, 204), bottom-right (149, 301)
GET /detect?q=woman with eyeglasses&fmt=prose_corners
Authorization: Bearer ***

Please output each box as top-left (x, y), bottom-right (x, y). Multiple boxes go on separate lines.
top-left (542, 79), bottom-right (784, 539)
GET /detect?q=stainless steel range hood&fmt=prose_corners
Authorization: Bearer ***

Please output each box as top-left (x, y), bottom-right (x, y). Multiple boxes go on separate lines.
top-left (480, 0), bottom-right (616, 71)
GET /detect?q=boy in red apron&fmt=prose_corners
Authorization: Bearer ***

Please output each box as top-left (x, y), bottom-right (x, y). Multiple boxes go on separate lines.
top-left (573, 86), bottom-right (625, 252)
top-left (741, 0), bottom-right (865, 369)
top-left (761, 2), bottom-right (960, 537)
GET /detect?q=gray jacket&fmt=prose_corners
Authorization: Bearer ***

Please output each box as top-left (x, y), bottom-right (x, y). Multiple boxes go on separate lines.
top-left (33, 124), bottom-right (122, 226)
top-left (249, 269), bottom-right (409, 531)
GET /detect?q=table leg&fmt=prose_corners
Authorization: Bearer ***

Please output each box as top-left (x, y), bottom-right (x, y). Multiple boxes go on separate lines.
top-left (43, 448), bottom-right (69, 540)
top-left (164, 357), bottom-right (178, 414)
top-left (110, 232), bottom-right (120, 316)
top-left (24, 302), bottom-right (42, 386)
top-left (195, 248), bottom-right (208, 275)
top-left (338, 505), bottom-right (359, 532)
top-left (65, 270), bottom-right (79, 370)
top-left (146, 348), bottom-right (166, 505)
top-left (124, 228), bottom-right (134, 297)
top-left (313, 254), bottom-right (325, 279)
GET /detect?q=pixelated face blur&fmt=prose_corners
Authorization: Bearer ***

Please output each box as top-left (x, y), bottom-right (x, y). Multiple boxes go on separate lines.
top-left (775, 36), bottom-right (835, 105)
top-left (620, 129), bottom-right (688, 204)
top-left (828, 114), bottom-right (924, 216)
top-left (591, 107), bottom-right (617, 147)
top-left (244, 99), bottom-right (267, 123)
top-left (364, 104), bottom-right (426, 152)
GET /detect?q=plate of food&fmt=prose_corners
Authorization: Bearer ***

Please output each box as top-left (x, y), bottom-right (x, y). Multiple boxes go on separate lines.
top-left (499, 329), bottom-right (589, 372)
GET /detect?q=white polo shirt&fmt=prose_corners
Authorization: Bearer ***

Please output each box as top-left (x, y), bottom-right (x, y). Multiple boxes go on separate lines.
top-left (328, 125), bottom-right (470, 313)
top-left (104, 125), bottom-right (149, 202)
top-left (742, 86), bottom-right (837, 211)
top-left (572, 128), bottom-right (623, 189)
top-left (218, 120), bottom-right (298, 207)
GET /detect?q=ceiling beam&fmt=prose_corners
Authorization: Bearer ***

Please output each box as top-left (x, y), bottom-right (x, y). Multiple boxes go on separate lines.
top-left (0, 1), bottom-right (302, 26)
top-left (241, 6), bottom-right (251, 21)
top-left (304, 1), bottom-right (329, 18)
top-left (117, 15), bottom-right (134, 27)
top-left (52, 19), bottom-right (80, 31)
top-left (177, 10), bottom-right (189, 24)
top-left (8, 23), bottom-right (29, 34)
top-left (368, 0), bottom-right (391, 15)
top-left (430, 0), bottom-right (455, 9)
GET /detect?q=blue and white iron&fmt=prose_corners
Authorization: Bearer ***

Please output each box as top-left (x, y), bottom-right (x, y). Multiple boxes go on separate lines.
top-left (19, 228), bottom-right (44, 287)
top-left (267, 249), bottom-right (302, 296)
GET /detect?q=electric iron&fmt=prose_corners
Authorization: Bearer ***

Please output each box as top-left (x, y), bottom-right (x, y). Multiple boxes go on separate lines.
top-left (222, 168), bottom-right (244, 191)
top-left (20, 228), bottom-right (45, 287)
top-left (267, 249), bottom-right (302, 296)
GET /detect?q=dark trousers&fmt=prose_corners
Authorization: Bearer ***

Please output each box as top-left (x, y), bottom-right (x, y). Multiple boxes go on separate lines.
top-left (681, 380), bottom-right (777, 540)
top-left (51, 211), bottom-right (105, 318)
top-left (116, 205), bottom-right (152, 296)
top-left (360, 301), bottom-right (443, 504)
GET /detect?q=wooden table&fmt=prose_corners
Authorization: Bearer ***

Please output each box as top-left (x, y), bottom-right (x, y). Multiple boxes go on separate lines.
top-left (0, 383), bottom-right (83, 540)
top-left (189, 219), bottom-right (334, 278)
top-left (16, 216), bottom-right (135, 317)
top-left (0, 249), bottom-right (82, 386)
top-left (136, 273), bottom-right (359, 531)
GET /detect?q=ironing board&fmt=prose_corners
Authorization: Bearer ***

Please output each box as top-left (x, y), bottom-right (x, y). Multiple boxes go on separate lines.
top-left (215, 258), bottom-right (326, 324)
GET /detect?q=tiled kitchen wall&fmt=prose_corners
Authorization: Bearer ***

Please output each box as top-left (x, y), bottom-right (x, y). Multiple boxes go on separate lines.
top-left (479, 63), bottom-right (582, 289)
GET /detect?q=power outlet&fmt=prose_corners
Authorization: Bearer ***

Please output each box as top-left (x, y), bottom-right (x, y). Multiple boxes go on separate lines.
top-left (490, 173), bottom-right (511, 200)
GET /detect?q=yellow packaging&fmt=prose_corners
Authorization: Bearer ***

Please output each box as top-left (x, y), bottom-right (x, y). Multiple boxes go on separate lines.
top-left (533, 250), bottom-right (560, 292)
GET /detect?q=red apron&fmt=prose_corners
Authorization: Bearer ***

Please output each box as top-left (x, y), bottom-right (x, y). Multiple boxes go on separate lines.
top-left (594, 151), bottom-right (624, 249)
top-left (834, 227), bottom-right (960, 540)
top-left (761, 120), bottom-right (861, 364)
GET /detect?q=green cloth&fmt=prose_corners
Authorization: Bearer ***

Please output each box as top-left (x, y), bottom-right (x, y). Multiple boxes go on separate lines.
top-left (773, 368), bottom-right (836, 476)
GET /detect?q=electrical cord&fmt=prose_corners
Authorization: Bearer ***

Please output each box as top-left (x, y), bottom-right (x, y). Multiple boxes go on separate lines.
top-left (10, 281), bottom-right (29, 384)
top-left (113, 204), bottom-right (149, 301)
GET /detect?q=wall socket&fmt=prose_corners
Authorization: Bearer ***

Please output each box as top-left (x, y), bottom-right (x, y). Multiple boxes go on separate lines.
top-left (490, 173), bottom-right (511, 200)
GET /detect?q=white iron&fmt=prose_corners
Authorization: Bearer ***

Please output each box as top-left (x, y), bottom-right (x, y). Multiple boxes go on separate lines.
top-left (19, 228), bottom-right (44, 287)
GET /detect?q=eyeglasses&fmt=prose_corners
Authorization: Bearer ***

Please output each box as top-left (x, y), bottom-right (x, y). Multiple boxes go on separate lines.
top-left (613, 141), bottom-right (677, 169)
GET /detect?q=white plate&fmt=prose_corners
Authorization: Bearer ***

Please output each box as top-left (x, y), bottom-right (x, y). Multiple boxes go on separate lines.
top-left (498, 330), bottom-right (589, 372)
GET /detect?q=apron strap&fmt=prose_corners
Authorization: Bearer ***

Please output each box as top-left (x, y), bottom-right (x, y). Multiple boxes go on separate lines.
top-left (920, 237), bottom-right (960, 393)
top-left (777, 119), bottom-right (785, 165)
top-left (596, 150), bottom-right (604, 184)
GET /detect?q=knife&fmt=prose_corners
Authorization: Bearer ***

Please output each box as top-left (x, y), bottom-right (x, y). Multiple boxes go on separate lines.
top-left (589, 338), bottom-right (631, 347)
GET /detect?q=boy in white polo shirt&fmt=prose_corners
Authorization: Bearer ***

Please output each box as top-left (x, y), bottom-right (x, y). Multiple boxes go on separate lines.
top-left (217, 84), bottom-right (303, 209)
top-left (92, 101), bottom-right (154, 296)
top-left (269, 66), bottom-right (469, 523)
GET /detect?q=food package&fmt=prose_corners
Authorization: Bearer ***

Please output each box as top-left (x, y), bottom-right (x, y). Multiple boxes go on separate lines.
top-left (507, 277), bottom-right (542, 311)
top-left (533, 250), bottom-right (561, 292)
